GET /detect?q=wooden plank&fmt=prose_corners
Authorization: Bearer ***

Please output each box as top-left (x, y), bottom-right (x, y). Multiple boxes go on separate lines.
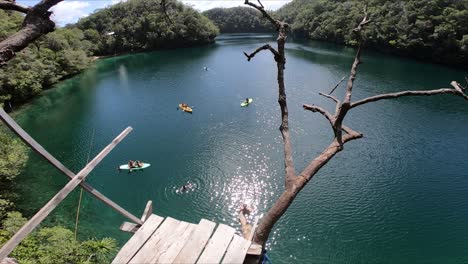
top-left (119, 222), bottom-right (140, 233)
top-left (151, 222), bottom-right (196, 263)
top-left (0, 109), bottom-right (143, 225)
top-left (173, 219), bottom-right (216, 264)
top-left (0, 127), bottom-right (132, 261)
top-left (196, 224), bottom-right (236, 264)
top-left (112, 214), bottom-right (164, 263)
top-left (129, 217), bottom-right (181, 264)
top-left (247, 243), bottom-right (262, 256)
top-left (222, 235), bottom-right (251, 264)
top-left (140, 200), bottom-right (153, 222)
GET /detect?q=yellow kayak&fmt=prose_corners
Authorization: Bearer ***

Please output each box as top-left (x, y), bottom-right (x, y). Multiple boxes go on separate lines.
top-left (179, 104), bottom-right (193, 113)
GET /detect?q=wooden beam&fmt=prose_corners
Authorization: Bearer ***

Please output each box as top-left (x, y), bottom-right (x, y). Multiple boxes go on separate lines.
top-left (247, 243), bottom-right (262, 256)
top-left (0, 109), bottom-right (143, 225)
top-left (140, 200), bottom-right (153, 222)
top-left (0, 128), bottom-right (132, 260)
top-left (120, 222), bottom-right (140, 233)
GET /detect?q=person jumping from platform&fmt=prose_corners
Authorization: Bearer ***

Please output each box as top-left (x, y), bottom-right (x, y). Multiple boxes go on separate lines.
top-left (238, 203), bottom-right (253, 239)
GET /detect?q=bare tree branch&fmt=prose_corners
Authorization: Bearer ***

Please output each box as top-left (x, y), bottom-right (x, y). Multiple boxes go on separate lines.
top-left (319, 92), bottom-right (339, 104)
top-left (350, 87), bottom-right (468, 109)
top-left (353, 6), bottom-right (371, 33)
top-left (303, 104), bottom-right (335, 127)
top-left (0, 0), bottom-right (30, 13)
top-left (451, 81), bottom-right (466, 93)
top-left (328, 76), bottom-right (346, 95)
top-left (0, 0), bottom-right (63, 65)
top-left (244, 0), bottom-right (278, 28)
top-left (243, 44), bottom-right (279, 61)
top-left (160, 0), bottom-right (173, 24)
top-left (243, 1), bottom-right (293, 193)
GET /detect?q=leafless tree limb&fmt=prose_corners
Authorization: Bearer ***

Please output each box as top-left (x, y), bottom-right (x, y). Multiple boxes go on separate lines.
top-left (350, 87), bottom-right (468, 109)
top-left (243, 44), bottom-right (279, 62)
top-left (303, 104), bottom-right (335, 127)
top-left (328, 76), bottom-right (346, 95)
top-left (244, 0), bottom-right (278, 28)
top-left (0, 0), bottom-right (30, 13)
top-left (319, 92), bottom-right (339, 104)
top-left (0, 0), bottom-right (63, 65)
top-left (353, 6), bottom-right (371, 33)
top-left (160, 0), bottom-right (173, 24)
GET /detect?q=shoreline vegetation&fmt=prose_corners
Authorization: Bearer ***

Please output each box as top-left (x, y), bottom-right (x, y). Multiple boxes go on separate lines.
top-left (204, 1), bottom-right (468, 68)
top-left (0, 0), bottom-right (218, 109)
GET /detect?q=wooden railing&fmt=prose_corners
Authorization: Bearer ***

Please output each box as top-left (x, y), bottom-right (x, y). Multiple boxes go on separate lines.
top-left (0, 108), bottom-right (143, 260)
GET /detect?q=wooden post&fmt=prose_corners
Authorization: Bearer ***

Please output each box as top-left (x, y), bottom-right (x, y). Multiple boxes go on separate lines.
top-left (140, 201), bottom-right (153, 222)
top-left (0, 127), bottom-right (132, 260)
top-left (0, 109), bottom-right (143, 225)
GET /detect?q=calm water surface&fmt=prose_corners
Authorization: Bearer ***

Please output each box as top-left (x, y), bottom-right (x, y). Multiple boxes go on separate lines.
top-left (15, 34), bottom-right (468, 263)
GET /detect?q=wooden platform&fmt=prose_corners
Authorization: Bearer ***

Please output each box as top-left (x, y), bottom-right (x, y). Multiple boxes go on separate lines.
top-left (113, 214), bottom-right (252, 264)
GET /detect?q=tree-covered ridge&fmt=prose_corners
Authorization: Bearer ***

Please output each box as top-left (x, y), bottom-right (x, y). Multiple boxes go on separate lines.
top-left (0, 0), bottom-right (219, 105)
top-left (203, 7), bottom-right (274, 33)
top-left (277, 0), bottom-right (468, 66)
top-left (0, 10), bottom-right (93, 105)
top-left (77, 0), bottom-right (219, 56)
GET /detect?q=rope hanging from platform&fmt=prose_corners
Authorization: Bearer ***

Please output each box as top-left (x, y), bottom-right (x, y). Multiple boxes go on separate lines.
top-left (74, 129), bottom-right (95, 240)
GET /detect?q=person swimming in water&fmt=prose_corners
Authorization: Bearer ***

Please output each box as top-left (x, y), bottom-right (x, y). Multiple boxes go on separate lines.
top-left (178, 182), bottom-right (193, 193)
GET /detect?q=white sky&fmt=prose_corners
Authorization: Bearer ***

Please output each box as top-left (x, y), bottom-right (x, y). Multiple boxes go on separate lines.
top-left (17, 0), bottom-right (291, 26)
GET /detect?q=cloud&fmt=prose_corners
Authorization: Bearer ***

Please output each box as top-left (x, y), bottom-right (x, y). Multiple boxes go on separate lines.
top-left (45, 0), bottom-right (291, 26)
top-left (50, 1), bottom-right (92, 25)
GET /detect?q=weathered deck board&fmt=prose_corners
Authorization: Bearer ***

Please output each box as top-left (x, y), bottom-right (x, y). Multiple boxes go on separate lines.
top-left (144, 220), bottom-right (191, 263)
top-left (196, 224), bottom-right (235, 264)
top-left (173, 219), bottom-right (216, 264)
top-left (129, 217), bottom-right (180, 264)
top-left (156, 223), bottom-right (196, 263)
top-left (112, 214), bottom-right (164, 264)
top-left (221, 235), bottom-right (251, 264)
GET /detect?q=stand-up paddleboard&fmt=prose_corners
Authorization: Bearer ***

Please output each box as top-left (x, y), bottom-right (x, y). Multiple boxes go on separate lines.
top-left (241, 98), bottom-right (253, 107)
top-left (119, 163), bottom-right (151, 170)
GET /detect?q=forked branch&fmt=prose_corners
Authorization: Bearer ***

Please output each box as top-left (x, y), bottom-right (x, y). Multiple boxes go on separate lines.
top-left (303, 104), bottom-right (335, 128)
top-left (319, 92), bottom-right (339, 104)
top-left (244, 0), bottom-right (278, 28)
top-left (0, 0), bottom-right (63, 65)
top-left (243, 44), bottom-right (279, 61)
top-left (0, 0), bottom-right (30, 13)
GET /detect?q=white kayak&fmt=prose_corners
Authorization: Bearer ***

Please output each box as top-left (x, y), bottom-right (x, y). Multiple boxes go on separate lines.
top-left (119, 163), bottom-right (151, 170)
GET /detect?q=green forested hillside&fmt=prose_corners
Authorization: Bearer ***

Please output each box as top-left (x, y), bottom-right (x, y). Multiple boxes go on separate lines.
top-left (0, 0), bottom-right (218, 106)
top-left (276, 0), bottom-right (468, 66)
top-left (77, 0), bottom-right (218, 55)
top-left (203, 7), bottom-right (273, 33)
top-left (0, 10), bottom-right (93, 105)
